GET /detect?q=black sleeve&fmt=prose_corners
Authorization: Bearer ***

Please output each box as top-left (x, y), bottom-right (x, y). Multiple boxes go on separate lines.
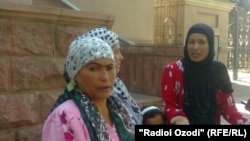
top-left (214, 61), bottom-right (233, 93)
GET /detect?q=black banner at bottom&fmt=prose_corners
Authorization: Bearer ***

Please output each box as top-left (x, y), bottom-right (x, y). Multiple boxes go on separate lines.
top-left (135, 125), bottom-right (250, 140)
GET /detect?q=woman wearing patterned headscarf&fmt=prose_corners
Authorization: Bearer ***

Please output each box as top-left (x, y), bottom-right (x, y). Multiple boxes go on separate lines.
top-left (42, 37), bottom-right (135, 141)
top-left (71, 27), bottom-right (143, 125)
top-left (161, 23), bottom-right (250, 125)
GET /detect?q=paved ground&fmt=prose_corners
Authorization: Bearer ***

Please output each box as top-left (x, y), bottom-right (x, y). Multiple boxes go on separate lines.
top-left (221, 70), bottom-right (250, 124)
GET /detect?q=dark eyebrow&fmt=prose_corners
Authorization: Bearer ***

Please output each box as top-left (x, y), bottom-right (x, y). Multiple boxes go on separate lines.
top-left (86, 61), bottom-right (114, 67)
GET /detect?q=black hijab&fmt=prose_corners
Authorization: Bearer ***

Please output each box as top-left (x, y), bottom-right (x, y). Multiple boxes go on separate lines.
top-left (181, 23), bottom-right (233, 124)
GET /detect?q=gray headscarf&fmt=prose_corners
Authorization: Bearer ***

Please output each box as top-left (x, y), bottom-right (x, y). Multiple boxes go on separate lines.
top-left (80, 27), bottom-right (119, 47)
top-left (63, 27), bottom-right (118, 83)
top-left (64, 36), bottom-right (114, 86)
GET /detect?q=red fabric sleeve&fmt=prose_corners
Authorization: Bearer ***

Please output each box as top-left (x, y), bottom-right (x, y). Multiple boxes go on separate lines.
top-left (161, 61), bottom-right (186, 123)
top-left (218, 90), bottom-right (248, 124)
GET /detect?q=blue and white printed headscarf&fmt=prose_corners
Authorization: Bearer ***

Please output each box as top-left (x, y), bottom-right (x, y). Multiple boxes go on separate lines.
top-left (80, 27), bottom-right (119, 47)
top-left (64, 36), bottom-right (114, 81)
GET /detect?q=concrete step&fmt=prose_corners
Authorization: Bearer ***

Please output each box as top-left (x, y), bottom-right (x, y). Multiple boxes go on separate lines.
top-left (130, 92), bottom-right (162, 108)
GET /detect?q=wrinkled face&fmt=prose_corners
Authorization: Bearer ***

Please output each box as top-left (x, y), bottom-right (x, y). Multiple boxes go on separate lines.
top-left (145, 114), bottom-right (165, 125)
top-left (112, 43), bottom-right (124, 74)
top-left (74, 58), bottom-right (116, 102)
top-left (187, 33), bottom-right (209, 62)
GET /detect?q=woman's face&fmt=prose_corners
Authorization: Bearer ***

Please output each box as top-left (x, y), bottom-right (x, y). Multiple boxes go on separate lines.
top-left (75, 58), bottom-right (116, 102)
top-left (112, 43), bottom-right (124, 74)
top-left (187, 33), bottom-right (209, 62)
top-left (145, 114), bottom-right (165, 125)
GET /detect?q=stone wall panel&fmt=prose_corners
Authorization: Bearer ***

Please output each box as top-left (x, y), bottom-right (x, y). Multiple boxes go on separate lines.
top-left (0, 93), bottom-right (40, 129)
top-left (11, 57), bottom-right (65, 92)
top-left (0, 57), bottom-right (10, 92)
top-left (0, 130), bottom-right (15, 141)
top-left (54, 26), bottom-right (88, 56)
top-left (2, 20), bottom-right (54, 56)
top-left (40, 89), bottom-right (65, 122)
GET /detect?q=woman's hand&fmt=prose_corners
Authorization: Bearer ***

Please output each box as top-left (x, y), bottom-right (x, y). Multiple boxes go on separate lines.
top-left (245, 99), bottom-right (250, 111)
top-left (170, 116), bottom-right (189, 125)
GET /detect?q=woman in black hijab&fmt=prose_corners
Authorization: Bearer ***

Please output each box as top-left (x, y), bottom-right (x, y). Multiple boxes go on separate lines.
top-left (161, 23), bottom-right (250, 124)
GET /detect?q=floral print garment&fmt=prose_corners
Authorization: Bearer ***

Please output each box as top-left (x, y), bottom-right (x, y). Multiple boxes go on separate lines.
top-left (161, 60), bottom-right (249, 124)
top-left (42, 100), bottom-right (121, 141)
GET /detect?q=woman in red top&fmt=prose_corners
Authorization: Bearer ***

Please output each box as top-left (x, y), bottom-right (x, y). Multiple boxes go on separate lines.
top-left (161, 23), bottom-right (250, 125)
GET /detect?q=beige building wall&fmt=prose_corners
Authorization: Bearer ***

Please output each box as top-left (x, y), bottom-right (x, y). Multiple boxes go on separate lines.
top-left (182, 0), bottom-right (235, 46)
top-left (1, 0), bottom-right (154, 44)
top-left (182, 0), bottom-right (235, 62)
top-left (154, 0), bottom-right (235, 46)
top-left (0, 0), bottom-right (32, 5)
top-left (1, 0), bottom-right (235, 46)
top-left (68, 0), bottom-right (154, 44)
